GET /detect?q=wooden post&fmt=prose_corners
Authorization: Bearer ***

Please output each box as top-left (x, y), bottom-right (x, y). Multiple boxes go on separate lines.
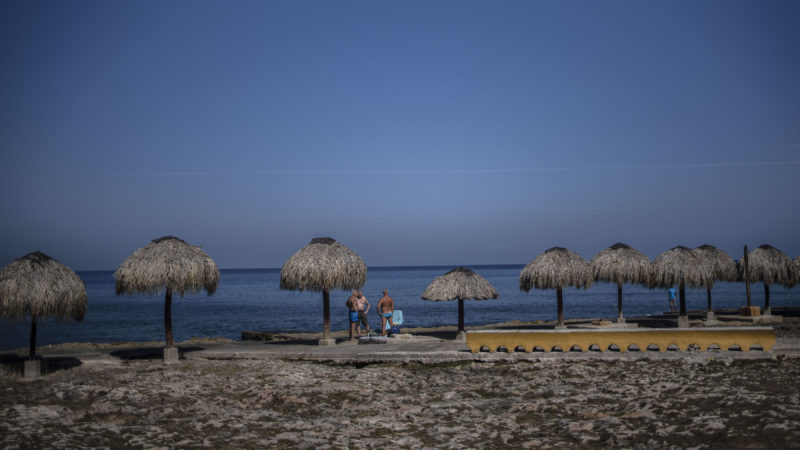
top-left (458, 298), bottom-right (465, 332)
top-left (707, 287), bottom-right (712, 312)
top-left (322, 289), bottom-right (331, 340)
top-left (679, 283), bottom-right (687, 317)
top-left (164, 288), bottom-right (174, 348)
top-left (557, 288), bottom-right (564, 326)
top-left (764, 284), bottom-right (771, 314)
top-left (744, 245), bottom-right (752, 307)
top-left (617, 284), bottom-right (624, 319)
top-left (29, 316), bottom-right (37, 361)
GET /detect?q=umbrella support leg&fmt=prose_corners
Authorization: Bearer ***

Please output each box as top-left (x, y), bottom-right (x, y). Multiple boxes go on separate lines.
top-left (25, 317), bottom-right (41, 378)
top-left (763, 284), bottom-right (771, 316)
top-left (319, 290), bottom-right (335, 346)
top-left (677, 284), bottom-right (689, 328)
top-left (556, 289), bottom-right (565, 328)
top-left (706, 287), bottom-right (715, 321)
top-left (616, 284), bottom-right (625, 323)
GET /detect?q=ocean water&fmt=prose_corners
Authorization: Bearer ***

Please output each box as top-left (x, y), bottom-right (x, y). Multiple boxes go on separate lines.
top-left (2, 265), bottom-right (798, 351)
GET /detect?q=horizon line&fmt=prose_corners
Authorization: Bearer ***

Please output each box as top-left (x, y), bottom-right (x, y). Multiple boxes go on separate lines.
top-left (119, 160), bottom-right (800, 176)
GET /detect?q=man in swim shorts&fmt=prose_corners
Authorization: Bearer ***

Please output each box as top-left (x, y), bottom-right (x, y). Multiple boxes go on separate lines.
top-left (376, 289), bottom-right (394, 336)
top-left (668, 287), bottom-right (677, 312)
top-left (346, 290), bottom-right (359, 341)
top-left (354, 290), bottom-right (371, 336)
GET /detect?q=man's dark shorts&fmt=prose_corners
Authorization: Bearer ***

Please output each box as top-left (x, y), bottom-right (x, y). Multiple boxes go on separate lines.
top-left (358, 310), bottom-right (369, 328)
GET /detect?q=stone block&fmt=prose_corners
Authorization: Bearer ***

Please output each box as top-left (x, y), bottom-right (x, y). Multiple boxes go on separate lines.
top-left (741, 306), bottom-right (761, 317)
top-left (677, 316), bottom-right (690, 328)
top-left (24, 360), bottom-right (41, 379)
top-left (163, 347), bottom-right (180, 363)
top-left (318, 338), bottom-right (336, 346)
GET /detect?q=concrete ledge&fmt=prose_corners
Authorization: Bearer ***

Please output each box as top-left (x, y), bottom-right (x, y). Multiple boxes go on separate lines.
top-left (466, 327), bottom-right (776, 354)
top-left (718, 315), bottom-right (783, 324)
top-left (318, 338), bottom-right (336, 346)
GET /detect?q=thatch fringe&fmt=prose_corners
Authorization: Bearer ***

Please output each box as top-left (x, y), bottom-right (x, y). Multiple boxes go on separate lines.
top-left (693, 244), bottom-right (737, 289)
top-left (0, 251), bottom-right (87, 320)
top-left (280, 237), bottom-right (367, 292)
top-left (421, 267), bottom-right (499, 301)
top-left (591, 243), bottom-right (651, 286)
top-left (651, 246), bottom-right (709, 289)
top-left (114, 236), bottom-right (220, 297)
top-left (519, 247), bottom-right (593, 291)
top-left (739, 244), bottom-right (795, 288)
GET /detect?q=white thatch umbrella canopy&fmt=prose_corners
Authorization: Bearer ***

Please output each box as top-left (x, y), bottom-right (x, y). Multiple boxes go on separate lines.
top-left (739, 244), bottom-right (795, 314)
top-left (114, 236), bottom-right (219, 349)
top-left (591, 243), bottom-right (651, 322)
top-left (280, 237), bottom-right (366, 343)
top-left (421, 266), bottom-right (498, 334)
top-left (519, 247), bottom-right (593, 326)
top-left (651, 246), bottom-right (710, 325)
top-left (0, 251), bottom-right (87, 361)
top-left (693, 244), bottom-right (737, 318)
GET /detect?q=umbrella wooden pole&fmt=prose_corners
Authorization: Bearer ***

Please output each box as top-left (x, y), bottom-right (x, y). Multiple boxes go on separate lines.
top-left (744, 245), bottom-right (752, 307)
top-left (617, 284), bottom-right (623, 319)
top-left (164, 288), bottom-right (174, 348)
top-left (764, 284), bottom-right (770, 314)
top-left (322, 289), bottom-right (331, 340)
top-left (679, 284), bottom-right (687, 317)
top-left (29, 316), bottom-right (37, 361)
top-left (556, 288), bottom-right (564, 326)
top-left (707, 287), bottom-right (712, 312)
top-left (458, 298), bottom-right (465, 332)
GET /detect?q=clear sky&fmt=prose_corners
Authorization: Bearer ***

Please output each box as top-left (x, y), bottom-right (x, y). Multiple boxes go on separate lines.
top-left (1, 0), bottom-right (799, 270)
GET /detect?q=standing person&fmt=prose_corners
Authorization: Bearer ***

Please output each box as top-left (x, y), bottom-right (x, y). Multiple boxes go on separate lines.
top-left (667, 287), bottom-right (677, 312)
top-left (376, 289), bottom-right (395, 336)
top-left (354, 290), bottom-right (371, 336)
top-left (345, 290), bottom-right (359, 341)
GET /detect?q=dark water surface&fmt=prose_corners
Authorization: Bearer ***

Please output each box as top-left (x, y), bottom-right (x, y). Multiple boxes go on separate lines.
top-left (2, 265), bottom-right (798, 350)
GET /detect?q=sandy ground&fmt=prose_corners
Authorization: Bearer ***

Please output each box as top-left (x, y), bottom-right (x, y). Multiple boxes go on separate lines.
top-left (2, 317), bottom-right (800, 448)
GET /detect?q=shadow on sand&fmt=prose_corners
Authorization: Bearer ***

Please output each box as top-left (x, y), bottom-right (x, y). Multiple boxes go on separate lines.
top-left (110, 346), bottom-right (205, 361)
top-left (0, 354), bottom-right (82, 377)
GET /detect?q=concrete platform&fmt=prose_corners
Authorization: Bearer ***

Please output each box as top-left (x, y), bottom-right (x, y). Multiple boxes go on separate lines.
top-left (718, 315), bottom-right (784, 324)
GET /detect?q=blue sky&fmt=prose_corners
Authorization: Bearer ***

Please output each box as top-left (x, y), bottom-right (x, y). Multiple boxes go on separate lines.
top-left (1, 0), bottom-right (799, 270)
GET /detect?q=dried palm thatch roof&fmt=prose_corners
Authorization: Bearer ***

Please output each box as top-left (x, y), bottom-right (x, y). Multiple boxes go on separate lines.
top-left (590, 243), bottom-right (651, 286)
top-left (740, 244), bottom-right (795, 287)
top-left (280, 237), bottom-right (367, 292)
top-left (651, 246), bottom-right (710, 289)
top-left (519, 247), bottom-right (593, 291)
top-left (693, 244), bottom-right (737, 288)
top-left (114, 236), bottom-right (220, 297)
top-left (421, 267), bottom-right (499, 301)
top-left (0, 251), bottom-right (87, 320)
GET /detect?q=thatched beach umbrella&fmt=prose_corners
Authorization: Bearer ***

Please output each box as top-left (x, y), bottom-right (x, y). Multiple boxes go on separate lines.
top-left (115, 236), bottom-right (219, 355)
top-left (519, 247), bottom-right (593, 327)
top-left (591, 243), bottom-right (651, 323)
top-left (0, 251), bottom-right (87, 362)
top-left (421, 267), bottom-right (498, 339)
top-left (651, 246), bottom-right (710, 327)
top-left (739, 245), bottom-right (795, 315)
top-left (693, 244), bottom-right (737, 320)
top-left (280, 237), bottom-right (366, 345)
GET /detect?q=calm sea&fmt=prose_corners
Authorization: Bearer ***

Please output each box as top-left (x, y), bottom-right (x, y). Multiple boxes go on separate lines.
top-left (2, 265), bottom-right (798, 351)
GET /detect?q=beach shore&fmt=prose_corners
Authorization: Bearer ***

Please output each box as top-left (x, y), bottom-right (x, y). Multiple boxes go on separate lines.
top-left (2, 316), bottom-right (800, 448)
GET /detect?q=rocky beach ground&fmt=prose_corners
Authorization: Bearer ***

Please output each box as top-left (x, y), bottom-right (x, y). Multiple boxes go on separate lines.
top-left (2, 317), bottom-right (800, 449)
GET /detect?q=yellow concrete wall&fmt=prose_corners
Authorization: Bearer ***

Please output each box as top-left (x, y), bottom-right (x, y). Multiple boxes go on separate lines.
top-left (465, 327), bottom-right (775, 353)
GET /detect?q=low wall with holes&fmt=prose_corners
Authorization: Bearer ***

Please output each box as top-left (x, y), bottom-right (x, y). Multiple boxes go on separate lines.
top-left (465, 327), bottom-right (776, 353)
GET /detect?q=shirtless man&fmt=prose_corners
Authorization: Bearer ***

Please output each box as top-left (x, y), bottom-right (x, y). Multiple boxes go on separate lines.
top-left (354, 290), bottom-right (371, 336)
top-left (376, 289), bottom-right (394, 336)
